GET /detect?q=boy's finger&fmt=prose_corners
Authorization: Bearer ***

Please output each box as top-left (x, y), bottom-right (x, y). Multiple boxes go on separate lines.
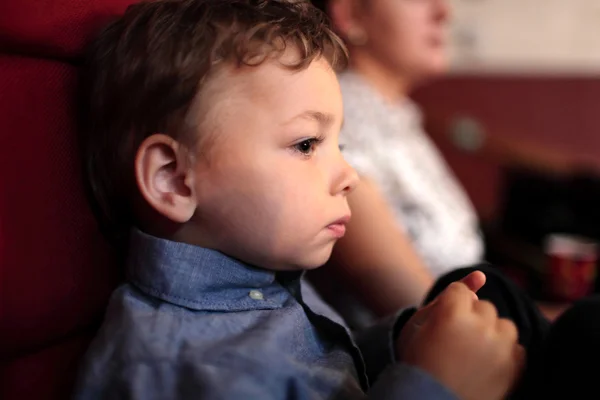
top-left (458, 271), bottom-right (486, 298)
top-left (510, 344), bottom-right (526, 385)
top-left (436, 281), bottom-right (478, 313)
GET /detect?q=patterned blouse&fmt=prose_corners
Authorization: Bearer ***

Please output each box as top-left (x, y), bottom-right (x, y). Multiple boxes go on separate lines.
top-left (338, 71), bottom-right (484, 277)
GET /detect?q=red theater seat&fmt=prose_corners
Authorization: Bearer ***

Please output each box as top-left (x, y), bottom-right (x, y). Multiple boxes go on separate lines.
top-left (0, 1), bottom-right (137, 398)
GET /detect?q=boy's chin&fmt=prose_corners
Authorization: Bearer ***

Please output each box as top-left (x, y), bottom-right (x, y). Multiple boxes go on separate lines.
top-left (271, 250), bottom-right (333, 271)
top-left (263, 244), bottom-right (335, 271)
top-left (296, 249), bottom-right (334, 271)
top-left (300, 261), bottom-right (328, 271)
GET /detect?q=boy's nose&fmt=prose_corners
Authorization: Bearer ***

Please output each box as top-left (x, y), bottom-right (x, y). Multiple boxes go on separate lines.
top-left (333, 158), bottom-right (359, 196)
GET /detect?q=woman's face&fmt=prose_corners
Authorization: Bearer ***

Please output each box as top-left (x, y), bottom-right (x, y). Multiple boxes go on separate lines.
top-left (357, 0), bottom-right (450, 80)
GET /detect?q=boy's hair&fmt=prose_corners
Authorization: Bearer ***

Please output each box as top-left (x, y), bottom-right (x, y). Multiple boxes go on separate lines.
top-left (311, 0), bottom-right (327, 12)
top-left (80, 0), bottom-right (347, 247)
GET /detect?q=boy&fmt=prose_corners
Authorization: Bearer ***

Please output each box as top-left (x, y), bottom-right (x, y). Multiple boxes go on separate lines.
top-left (74, 0), bottom-right (523, 398)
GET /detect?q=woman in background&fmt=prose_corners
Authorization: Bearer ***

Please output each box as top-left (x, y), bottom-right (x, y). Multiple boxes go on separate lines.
top-left (310, 0), bottom-right (485, 324)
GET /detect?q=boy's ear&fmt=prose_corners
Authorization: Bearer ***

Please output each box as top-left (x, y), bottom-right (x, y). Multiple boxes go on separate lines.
top-left (135, 134), bottom-right (196, 223)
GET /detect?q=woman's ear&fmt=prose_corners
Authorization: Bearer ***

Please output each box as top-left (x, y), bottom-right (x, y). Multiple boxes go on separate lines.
top-left (328, 0), bottom-right (366, 43)
top-left (135, 134), bottom-right (197, 223)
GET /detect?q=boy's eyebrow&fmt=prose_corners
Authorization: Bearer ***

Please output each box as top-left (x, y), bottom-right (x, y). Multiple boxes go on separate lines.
top-left (285, 110), bottom-right (336, 128)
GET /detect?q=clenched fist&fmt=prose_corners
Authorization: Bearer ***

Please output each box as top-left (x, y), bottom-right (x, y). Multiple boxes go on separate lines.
top-left (397, 272), bottom-right (525, 400)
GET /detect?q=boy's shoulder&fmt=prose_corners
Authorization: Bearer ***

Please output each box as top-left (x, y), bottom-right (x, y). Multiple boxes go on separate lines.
top-left (74, 231), bottom-right (364, 399)
top-left (86, 230), bottom-right (306, 362)
top-left (74, 281), bottom-right (360, 399)
top-left (98, 277), bottom-right (346, 360)
top-left (88, 283), bottom-right (293, 361)
top-left (76, 282), bottom-right (289, 381)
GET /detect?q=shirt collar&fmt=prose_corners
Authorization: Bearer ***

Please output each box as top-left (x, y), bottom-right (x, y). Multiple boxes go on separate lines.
top-left (126, 229), bottom-right (293, 312)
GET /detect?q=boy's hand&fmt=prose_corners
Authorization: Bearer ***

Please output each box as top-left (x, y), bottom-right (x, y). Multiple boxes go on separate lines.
top-left (396, 272), bottom-right (525, 400)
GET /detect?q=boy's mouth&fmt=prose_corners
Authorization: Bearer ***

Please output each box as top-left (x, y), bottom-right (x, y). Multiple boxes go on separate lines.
top-left (326, 215), bottom-right (351, 238)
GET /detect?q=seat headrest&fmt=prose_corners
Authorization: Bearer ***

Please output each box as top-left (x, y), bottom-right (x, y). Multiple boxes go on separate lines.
top-left (0, 0), bottom-right (138, 60)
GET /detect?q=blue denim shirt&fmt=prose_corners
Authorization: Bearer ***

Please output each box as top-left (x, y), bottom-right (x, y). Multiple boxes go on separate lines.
top-left (73, 230), bottom-right (457, 399)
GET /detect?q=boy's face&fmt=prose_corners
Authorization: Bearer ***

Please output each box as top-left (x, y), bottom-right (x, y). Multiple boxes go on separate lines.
top-left (189, 52), bottom-right (358, 271)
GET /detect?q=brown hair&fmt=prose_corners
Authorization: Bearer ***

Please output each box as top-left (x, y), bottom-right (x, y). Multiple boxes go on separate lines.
top-left (80, 0), bottom-right (347, 247)
top-left (311, 0), bottom-right (328, 12)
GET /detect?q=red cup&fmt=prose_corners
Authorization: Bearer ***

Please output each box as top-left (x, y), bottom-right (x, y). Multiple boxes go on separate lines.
top-left (545, 234), bottom-right (597, 302)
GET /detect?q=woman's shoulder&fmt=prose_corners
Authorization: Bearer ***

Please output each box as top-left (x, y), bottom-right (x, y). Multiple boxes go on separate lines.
top-left (337, 72), bottom-right (373, 107)
top-left (337, 73), bottom-right (381, 139)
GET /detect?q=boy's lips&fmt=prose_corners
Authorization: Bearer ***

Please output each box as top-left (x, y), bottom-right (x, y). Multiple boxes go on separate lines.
top-left (326, 215), bottom-right (351, 238)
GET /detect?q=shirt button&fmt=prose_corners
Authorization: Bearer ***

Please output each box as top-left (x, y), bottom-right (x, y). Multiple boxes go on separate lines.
top-left (249, 290), bottom-right (264, 300)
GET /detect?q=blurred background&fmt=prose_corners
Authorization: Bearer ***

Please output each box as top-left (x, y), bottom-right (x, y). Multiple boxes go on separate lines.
top-left (412, 0), bottom-right (600, 307)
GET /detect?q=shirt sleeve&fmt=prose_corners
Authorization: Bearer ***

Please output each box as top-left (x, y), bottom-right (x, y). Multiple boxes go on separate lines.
top-left (367, 363), bottom-right (458, 400)
top-left (74, 358), bottom-right (310, 400)
top-left (74, 356), bottom-right (457, 400)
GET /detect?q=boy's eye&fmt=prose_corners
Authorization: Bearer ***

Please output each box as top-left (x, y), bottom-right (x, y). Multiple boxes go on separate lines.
top-left (295, 139), bottom-right (314, 154)
top-left (293, 137), bottom-right (323, 156)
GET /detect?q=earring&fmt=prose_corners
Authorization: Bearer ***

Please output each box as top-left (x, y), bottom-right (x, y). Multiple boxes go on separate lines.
top-left (346, 26), bottom-right (368, 46)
